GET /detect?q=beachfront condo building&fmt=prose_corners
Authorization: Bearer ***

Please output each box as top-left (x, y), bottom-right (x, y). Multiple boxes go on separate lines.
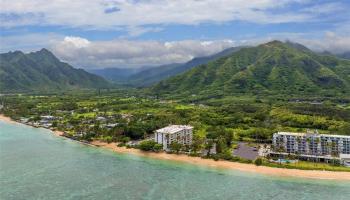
top-left (154, 125), bottom-right (193, 150)
top-left (272, 131), bottom-right (350, 163)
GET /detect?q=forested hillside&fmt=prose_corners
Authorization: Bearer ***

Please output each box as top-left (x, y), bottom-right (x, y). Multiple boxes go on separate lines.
top-left (152, 41), bottom-right (350, 98)
top-left (0, 49), bottom-right (110, 92)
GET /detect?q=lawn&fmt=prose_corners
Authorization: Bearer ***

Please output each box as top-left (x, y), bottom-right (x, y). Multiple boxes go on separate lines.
top-left (264, 160), bottom-right (350, 172)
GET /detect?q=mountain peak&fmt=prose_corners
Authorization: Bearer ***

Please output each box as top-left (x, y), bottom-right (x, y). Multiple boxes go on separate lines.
top-left (263, 40), bottom-right (285, 47)
top-left (267, 40), bottom-right (284, 44)
top-left (152, 40), bottom-right (350, 96)
top-left (5, 50), bottom-right (25, 57)
top-left (39, 48), bottom-right (51, 53)
top-left (0, 49), bottom-right (110, 92)
top-left (261, 40), bottom-right (311, 52)
top-left (36, 48), bottom-right (55, 57)
top-left (28, 48), bottom-right (59, 62)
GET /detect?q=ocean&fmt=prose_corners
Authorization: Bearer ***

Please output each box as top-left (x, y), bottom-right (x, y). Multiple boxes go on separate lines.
top-left (1, 120), bottom-right (349, 200)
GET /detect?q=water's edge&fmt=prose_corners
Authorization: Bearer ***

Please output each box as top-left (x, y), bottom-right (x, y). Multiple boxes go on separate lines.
top-left (1, 120), bottom-right (350, 200)
top-left (1, 117), bottom-right (350, 181)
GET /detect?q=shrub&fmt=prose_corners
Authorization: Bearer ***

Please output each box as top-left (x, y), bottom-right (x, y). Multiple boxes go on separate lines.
top-left (153, 144), bottom-right (163, 152)
top-left (254, 158), bottom-right (263, 166)
top-left (117, 136), bottom-right (130, 143)
top-left (169, 142), bottom-right (182, 153)
top-left (217, 151), bottom-right (234, 160)
top-left (139, 140), bottom-right (157, 151)
top-left (117, 143), bottom-right (125, 147)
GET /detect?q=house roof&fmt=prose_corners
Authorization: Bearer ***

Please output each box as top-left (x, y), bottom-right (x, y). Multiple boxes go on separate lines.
top-left (275, 132), bottom-right (350, 139)
top-left (156, 125), bottom-right (193, 134)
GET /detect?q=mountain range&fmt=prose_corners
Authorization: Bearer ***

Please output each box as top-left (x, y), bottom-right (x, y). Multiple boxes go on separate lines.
top-left (151, 41), bottom-right (350, 97)
top-left (89, 46), bottom-right (244, 87)
top-left (1, 41), bottom-right (349, 97)
top-left (88, 67), bottom-right (143, 83)
top-left (0, 49), bottom-right (110, 92)
top-left (321, 51), bottom-right (350, 60)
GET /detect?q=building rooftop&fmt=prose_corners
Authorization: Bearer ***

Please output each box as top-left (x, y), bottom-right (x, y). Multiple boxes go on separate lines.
top-left (275, 131), bottom-right (350, 138)
top-left (41, 115), bottom-right (55, 118)
top-left (156, 125), bottom-right (193, 134)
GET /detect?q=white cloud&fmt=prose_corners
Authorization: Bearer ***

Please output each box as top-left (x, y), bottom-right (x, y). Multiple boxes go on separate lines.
top-left (236, 31), bottom-right (350, 55)
top-left (51, 37), bottom-right (237, 69)
top-left (297, 32), bottom-right (350, 54)
top-left (50, 33), bottom-right (350, 69)
top-left (0, 0), bottom-right (332, 33)
top-left (62, 36), bottom-right (90, 48)
top-left (2, 32), bottom-right (350, 70)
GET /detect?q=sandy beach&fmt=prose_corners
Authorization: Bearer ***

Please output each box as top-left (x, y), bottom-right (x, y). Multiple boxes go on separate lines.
top-left (90, 140), bottom-right (350, 181)
top-left (0, 114), bottom-right (16, 124)
top-left (1, 114), bottom-right (350, 180)
top-left (52, 130), bottom-right (64, 136)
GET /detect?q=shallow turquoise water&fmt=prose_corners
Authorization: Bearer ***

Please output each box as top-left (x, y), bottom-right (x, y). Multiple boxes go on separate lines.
top-left (1, 121), bottom-right (350, 200)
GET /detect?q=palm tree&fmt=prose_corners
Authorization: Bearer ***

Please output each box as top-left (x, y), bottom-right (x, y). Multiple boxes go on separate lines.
top-left (294, 151), bottom-right (300, 167)
top-left (315, 137), bottom-right (321, 165)
top-left (205, 140), bottom-right (214, 157)
top-left (326, 141), bottom-right (332, 159)
top-left (277, 146), bottom-right (285, 165)
top-left (306, 137), bottom-right (312, 162)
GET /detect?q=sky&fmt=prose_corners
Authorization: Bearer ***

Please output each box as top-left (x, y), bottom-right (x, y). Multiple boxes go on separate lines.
top-left (1, 0), bottom-right (350, 69)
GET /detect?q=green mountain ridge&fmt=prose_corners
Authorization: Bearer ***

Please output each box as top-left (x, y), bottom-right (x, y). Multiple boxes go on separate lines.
top-left (128, 46), bottom-right (244, 87)
top-left (89, 46), bottom-right (244, 87)
top-left (152, 41), bottom-right (350, 98)
top-left (0, 49), bottom-right (110, 92)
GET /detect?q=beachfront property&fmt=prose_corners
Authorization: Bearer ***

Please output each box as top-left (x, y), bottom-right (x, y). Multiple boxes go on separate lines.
top-left (272, 131), bottom-right (350, 165)
top-left (154, 125), bottom-right (193, 150)
top-left (39, 115), bottom-right (56, 128)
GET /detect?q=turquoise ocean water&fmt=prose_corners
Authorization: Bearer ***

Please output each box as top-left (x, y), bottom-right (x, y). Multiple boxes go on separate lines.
top-left (1, 120), bottom-right (350, 200)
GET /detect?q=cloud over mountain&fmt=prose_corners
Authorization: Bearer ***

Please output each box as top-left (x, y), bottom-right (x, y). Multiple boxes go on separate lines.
top-left (51, 37), bottom-right (236, 69)
top-left (2, 31), bottom-right (350, 70)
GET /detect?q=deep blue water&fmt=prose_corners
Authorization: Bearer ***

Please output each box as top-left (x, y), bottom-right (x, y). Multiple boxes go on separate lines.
top-left (1, 120), bottom-right (350, 200)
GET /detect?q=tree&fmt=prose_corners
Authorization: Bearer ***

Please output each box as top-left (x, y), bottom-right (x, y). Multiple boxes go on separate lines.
top-left (191, 135), bottom-right (205, 153)
top-left (254, 157), bottom-right (263, 166)
top-left (139, 140), bottom-right (157, 151)
top-left (204, 140), bottom-right (214, 156)
top-left (170, 142), bottom-right (182, 154)
top-left (315, 137), bottom-right (321, 164)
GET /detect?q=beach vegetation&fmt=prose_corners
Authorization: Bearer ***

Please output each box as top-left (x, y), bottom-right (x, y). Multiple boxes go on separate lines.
top-left (254, 158), bottom-right (263, 166)
top-left (1, 88), bottom-right (349, 171)
top-left (139, 140), bottom-right (160, 152)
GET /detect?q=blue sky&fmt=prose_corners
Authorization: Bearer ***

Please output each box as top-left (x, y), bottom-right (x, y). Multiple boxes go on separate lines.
top-left (1, 0), bottom-right (350, 69)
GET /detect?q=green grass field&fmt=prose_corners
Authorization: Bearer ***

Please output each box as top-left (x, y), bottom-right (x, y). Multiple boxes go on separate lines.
top-left (264, 160), bottom-right (350, 172)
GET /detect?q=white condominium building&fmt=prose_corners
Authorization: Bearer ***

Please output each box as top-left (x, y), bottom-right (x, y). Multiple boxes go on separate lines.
top-left (272, 131), bottom-right (350, 158)
top-left (154, 125), bottom-right (193, 150)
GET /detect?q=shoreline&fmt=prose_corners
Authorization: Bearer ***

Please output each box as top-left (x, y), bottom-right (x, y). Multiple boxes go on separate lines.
top-left (0, 114), bottom-right (16, 124)
top-left (1, 114), bottom-right (350, 181)
top-left (90, 140), bottom-right (350, 181)
top-left (0, 114), bottom-right (64, 137)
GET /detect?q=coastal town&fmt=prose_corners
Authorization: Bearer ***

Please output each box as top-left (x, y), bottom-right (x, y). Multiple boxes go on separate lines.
top-left (2, 1), bottom-right (350, 199)
top-left (1, 94), bottom-right (350, 171)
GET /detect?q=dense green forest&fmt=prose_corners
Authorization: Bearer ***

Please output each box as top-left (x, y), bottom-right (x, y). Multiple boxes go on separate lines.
top-left (90, 46), bottom-right (244, 86)
top-left (2, 91), bottom-right (349, 145)
top-left (152, 41), bottom-right (350, 98)
top-left (0, 49), bottom-right (110, 92)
